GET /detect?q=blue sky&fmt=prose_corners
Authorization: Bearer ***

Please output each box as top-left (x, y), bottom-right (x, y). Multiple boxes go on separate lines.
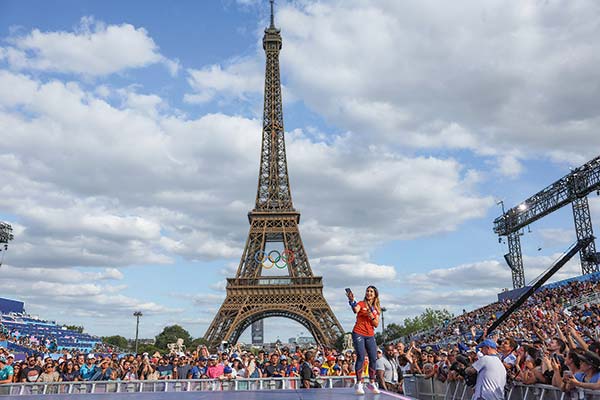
top-left (1, 0), bottom-right (599, 342)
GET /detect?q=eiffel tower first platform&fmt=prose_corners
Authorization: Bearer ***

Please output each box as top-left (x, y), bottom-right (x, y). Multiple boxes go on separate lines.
top-left (203, 1), bottom-right (344, 349)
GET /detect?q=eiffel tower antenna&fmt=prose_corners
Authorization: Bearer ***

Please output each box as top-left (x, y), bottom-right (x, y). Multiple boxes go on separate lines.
top-left (203, 0), bottom-right (344, 348)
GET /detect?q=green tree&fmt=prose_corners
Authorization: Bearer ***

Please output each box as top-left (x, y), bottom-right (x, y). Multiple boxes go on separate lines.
top-left (102, 335), bottom-right (129, 349)
top-left (419, 308), bottom-right (453, 331)
top-left (382, 323), bottom-right (404, 341)
top-left (138, 343), bottom-right (161, 356)
top-left (154, 325), bottom-right (193, 350)
top-left (380, 308), bottom-right (455, 342)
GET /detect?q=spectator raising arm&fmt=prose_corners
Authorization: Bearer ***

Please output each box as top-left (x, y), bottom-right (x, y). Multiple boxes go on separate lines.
top-left (568, 325), bottom-right (589, 351)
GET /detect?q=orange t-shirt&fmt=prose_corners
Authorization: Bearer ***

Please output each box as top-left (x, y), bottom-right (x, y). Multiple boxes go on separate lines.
top-left (352, 301), bottom-right (378, 337)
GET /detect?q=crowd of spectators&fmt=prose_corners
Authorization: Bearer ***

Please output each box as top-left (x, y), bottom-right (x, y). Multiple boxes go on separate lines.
top-left (0, 343), bottom-right (374, 387)
top-left (398, 276), bottom-right (600, 395)
top-left (0, 275), bottom-right (599, 396)
top-left (0, 329), bottom-right (55, 355)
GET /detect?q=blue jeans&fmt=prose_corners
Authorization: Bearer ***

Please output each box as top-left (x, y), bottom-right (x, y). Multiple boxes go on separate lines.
top-left (352, 331), bottom-right (377, 382)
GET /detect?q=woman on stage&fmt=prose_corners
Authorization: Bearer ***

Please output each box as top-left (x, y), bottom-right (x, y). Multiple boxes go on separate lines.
top-left (346, 286), bottom-right (381, 395)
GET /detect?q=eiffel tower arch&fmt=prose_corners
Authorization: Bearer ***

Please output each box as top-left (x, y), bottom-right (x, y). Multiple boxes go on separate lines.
top-left (203, 1), bottom-right (344, 348)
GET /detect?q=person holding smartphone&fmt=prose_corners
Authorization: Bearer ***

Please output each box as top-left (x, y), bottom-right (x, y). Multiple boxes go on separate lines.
top-left (346, 286), bottom-right (381, 395)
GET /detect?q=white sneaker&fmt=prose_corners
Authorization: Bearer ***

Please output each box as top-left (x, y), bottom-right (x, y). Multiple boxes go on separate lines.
top-left (366, 382), bottom-right (380, 394)
top-left (355, 382), bottom-right (365, 395)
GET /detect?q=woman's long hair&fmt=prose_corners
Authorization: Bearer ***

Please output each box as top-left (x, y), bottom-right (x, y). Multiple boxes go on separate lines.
top-left (364, 285), bottom-right (381, 314)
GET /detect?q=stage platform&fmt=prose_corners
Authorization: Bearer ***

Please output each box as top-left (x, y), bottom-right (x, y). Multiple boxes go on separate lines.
top-left (9, 388), bottom-right (416, 400)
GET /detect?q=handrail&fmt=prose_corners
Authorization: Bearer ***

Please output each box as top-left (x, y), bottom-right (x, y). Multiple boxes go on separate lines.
top-left (401, 374), bottom-right (600, 400)
top-left (0, 376), bottom-right (358, 396)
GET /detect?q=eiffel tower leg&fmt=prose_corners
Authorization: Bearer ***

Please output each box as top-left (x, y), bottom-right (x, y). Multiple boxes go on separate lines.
top-left (204, 290), bottom-right (248, 347)
top-left (236, 219), bottom-right (267, 278)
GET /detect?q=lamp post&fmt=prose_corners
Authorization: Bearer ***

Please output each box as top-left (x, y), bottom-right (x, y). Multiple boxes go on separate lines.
top-left (133, 311), bottom-right (143, 354)
top-left (381, 307), bottom-right (387, 339)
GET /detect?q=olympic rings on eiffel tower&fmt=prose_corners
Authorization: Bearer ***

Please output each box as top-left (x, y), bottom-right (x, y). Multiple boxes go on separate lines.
top-left (254, 249), bottom-right (295, 269)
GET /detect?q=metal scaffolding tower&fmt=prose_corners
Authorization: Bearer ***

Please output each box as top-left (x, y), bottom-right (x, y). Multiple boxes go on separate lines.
top-left (493, 155), bottom-right (600, 288)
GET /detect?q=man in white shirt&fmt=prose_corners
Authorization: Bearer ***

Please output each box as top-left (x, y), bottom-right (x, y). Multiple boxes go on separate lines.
top-left (466, 339), bottom-right (506, 400)
top-left (376, 344), bottom-right (401, 393)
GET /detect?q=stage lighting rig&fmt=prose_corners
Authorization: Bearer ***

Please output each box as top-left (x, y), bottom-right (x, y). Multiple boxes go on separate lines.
top-left (493, 154), bottom-right (600, 288)
top-left (0, 221), bottom-right (13, 249)
top-left (0, 221), bottom-right (14, 267)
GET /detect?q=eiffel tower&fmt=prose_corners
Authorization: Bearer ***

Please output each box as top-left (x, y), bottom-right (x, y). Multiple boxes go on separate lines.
top-left (203, 0), bottom-right (344, 349)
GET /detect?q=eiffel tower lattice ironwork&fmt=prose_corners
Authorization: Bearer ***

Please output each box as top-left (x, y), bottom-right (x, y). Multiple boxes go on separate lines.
top-left (203, 1), bottom-right (344, 348)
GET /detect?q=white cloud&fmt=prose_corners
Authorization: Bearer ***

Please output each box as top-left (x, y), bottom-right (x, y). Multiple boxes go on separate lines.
top-left (269, 0), bottom-right (600, 168)
top-left (0, 264), bottom-right (180, 324)
top-left (2, 16), bottom-right (178, 77)
top-left (0, 265), bottom-right (123, 283)
top-left (313, 255), bottom-right (397, 287)
top-left (406, 260), bottom-right (511, 290)
top-left (378, 252), bottom-right (586, 324)
top-left (537, 228), bottom-right (575, 248)
top-left (185, 58), bottom-right (263, 103)
top-left (496, 154), bottom-right (524, 178)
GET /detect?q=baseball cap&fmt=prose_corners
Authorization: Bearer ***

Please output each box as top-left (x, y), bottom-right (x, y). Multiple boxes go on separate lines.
top-left (223, 366), bottom-right (233, 374)
top-left (87, 354), bottom-right (96, 359)
top-left (209, 354), bottom-right (218, 360)
top-left (198, 356), bottom-right (207, 362)
top-left (327, 355), bottom-right (336, 362)
top-left (476, 339), bottom-right (497, 350)
top-left (7, 354), bottom-right (14, 358)
top-left (280, 355), bottom-right (287, 361)
top-left (338, 355), bottom-right (345, 361)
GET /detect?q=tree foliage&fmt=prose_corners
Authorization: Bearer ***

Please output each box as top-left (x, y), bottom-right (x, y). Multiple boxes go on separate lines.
top-left (380, 308), bottom-right (454, 342)
top-left (102, 335), bottom-right (129, 349)
top-left (154, 325), bottom-right (193, 350)
top-left (138, 343), bottom-right (161, 355)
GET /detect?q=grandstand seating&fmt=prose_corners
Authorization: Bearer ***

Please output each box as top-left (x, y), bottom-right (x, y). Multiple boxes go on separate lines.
top-left (412, 271), bottom-right (600, 346)
top-left (0, 301), bottom-right (101, 353)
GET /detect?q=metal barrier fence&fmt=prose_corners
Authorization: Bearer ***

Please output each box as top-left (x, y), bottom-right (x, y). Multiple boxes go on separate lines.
top-left (402, 374), bottom-right (600, 400)
top-left (2, 374), bottom-right (600, 398)
top-left (0, 376), bottom-right (356, 396)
